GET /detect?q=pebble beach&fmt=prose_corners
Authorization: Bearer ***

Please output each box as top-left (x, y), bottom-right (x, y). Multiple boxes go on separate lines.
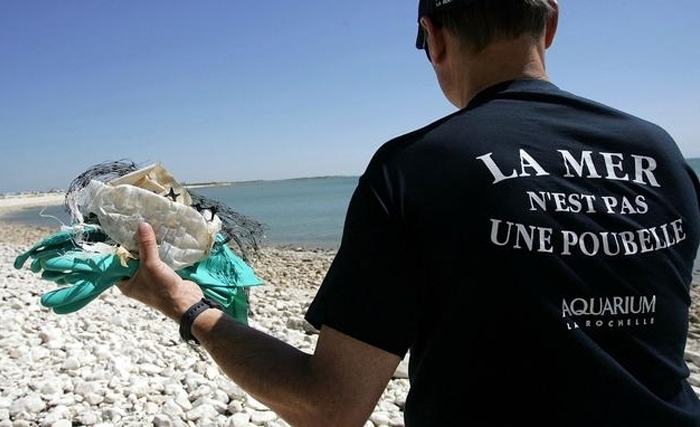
top-left (1, 195), bottom-right (700, 427)
top-left (0, 196), bottom-right (408, 427)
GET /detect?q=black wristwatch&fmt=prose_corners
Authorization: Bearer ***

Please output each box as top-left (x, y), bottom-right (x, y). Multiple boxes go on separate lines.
top-left (179, 297), bottom-right (223, 345)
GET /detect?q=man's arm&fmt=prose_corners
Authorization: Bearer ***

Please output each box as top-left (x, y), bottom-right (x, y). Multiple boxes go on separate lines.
top-left (195, 314), bottom-right (401, 427)
top-left (119, 223), bottom-right (401, 427)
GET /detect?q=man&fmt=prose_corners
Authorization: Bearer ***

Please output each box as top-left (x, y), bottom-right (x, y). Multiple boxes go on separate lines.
top-left (119, 0), bottom-right (700, 425)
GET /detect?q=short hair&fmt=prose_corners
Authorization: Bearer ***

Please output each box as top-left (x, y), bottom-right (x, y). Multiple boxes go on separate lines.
top-left (432, 0), bottom-right (555, 52)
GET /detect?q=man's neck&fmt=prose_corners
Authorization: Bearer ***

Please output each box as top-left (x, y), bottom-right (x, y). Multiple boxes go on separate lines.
top-left (456, 35), bottom-right (548, 107)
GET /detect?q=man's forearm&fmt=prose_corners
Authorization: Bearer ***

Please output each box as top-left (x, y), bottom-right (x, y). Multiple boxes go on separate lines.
top-left (190, 309), bottom-right (321, 425)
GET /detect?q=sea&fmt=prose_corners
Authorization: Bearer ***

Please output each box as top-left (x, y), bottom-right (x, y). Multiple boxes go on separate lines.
top-left (3, 158), bottom-right (700, 253)
top-left (1, 176), bottom-right (359, 250)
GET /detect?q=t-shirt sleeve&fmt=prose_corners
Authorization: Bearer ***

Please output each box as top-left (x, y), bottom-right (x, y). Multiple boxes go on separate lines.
top-left (304, 168), bottom-right (421, 358)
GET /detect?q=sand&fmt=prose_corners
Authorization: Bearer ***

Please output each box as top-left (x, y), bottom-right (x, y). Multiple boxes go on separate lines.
top-left (0, 193), bottom-right (65, 211)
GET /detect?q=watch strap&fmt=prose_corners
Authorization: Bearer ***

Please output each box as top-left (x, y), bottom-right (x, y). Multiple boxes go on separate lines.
top-left (179, 297), bottom-right (222, 345)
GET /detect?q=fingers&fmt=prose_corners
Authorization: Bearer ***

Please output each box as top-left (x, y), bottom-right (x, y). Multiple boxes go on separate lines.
top-left (14, 236), bottom-right (74, 269)
top-left (136, 222), bottom-right (159, 264)
top-left (117, 222), bottom-right (208, 320)
top-left (40, 279), bottom-right (113, 314)
top-left (117, 221), bottom-right (164, 300)
top-left (40, 279), bottom-right (100, 310)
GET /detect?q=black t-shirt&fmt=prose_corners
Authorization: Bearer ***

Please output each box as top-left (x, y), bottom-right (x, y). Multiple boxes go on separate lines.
top-left (305, 79), bottom-right (700, 426)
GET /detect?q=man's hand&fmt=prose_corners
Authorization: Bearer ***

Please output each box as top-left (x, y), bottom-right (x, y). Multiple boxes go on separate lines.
top-left (118, 222), bottom-right (204, 321)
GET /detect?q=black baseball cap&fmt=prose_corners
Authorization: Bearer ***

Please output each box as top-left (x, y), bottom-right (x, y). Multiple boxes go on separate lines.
top-left (416, 0), bottom-right (479, 49)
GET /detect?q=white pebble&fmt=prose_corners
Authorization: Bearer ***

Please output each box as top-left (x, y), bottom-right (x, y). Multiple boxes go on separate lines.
top-left (228, 412), bottom-right (251, 427)
top-left (153, 414), bottom-right (173, 427)
top-left (250, 410), bottom-right (278, 424)
top-left (60, 357), bottom-right (81, 371)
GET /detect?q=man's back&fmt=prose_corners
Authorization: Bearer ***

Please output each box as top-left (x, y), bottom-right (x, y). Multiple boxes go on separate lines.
top-left (309, 78), bottom-right (700, 425)
top-left (407, 79), bottom-right (700, 425)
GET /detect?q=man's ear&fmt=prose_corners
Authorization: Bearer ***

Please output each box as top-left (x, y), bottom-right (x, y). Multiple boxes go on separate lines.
top-left (420, 16), bottom-right (446, 63)
top-left (544, 0), bottom-right (559, 48)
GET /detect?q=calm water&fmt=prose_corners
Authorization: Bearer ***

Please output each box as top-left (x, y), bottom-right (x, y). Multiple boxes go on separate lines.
top-left (192, 176), bottom-right (358, 249)
top-left (4, 159), bottom-right (700, 251)
top-left (2, 176), bottom-right (359, 250)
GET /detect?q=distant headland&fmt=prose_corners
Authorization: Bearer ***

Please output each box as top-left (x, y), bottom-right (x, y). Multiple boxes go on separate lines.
top-left (182, 181), bottom-right (234, 189)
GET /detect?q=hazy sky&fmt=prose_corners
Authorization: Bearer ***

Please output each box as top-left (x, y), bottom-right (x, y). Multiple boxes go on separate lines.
top-left (1, 1), bottom-right (698, 193)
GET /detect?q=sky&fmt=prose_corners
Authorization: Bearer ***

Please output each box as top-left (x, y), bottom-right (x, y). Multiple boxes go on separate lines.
top-left (1, 0), bottom-right (698, 193)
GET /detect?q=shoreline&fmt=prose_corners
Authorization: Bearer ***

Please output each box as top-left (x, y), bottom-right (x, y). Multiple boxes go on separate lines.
top-left (0, 193), bottom-right (340, 253)
top-left (1, 192), bottom-right (698, 283)
top-left (0, 193), bottom-right (65, 213)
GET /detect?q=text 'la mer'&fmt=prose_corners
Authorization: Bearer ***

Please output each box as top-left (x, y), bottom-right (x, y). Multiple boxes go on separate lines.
top-left (476, 149), bottom-right (660, 187)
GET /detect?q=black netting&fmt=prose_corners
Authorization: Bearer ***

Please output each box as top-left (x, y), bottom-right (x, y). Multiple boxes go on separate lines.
top-left (62, 159), bottom-right (266, 261)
